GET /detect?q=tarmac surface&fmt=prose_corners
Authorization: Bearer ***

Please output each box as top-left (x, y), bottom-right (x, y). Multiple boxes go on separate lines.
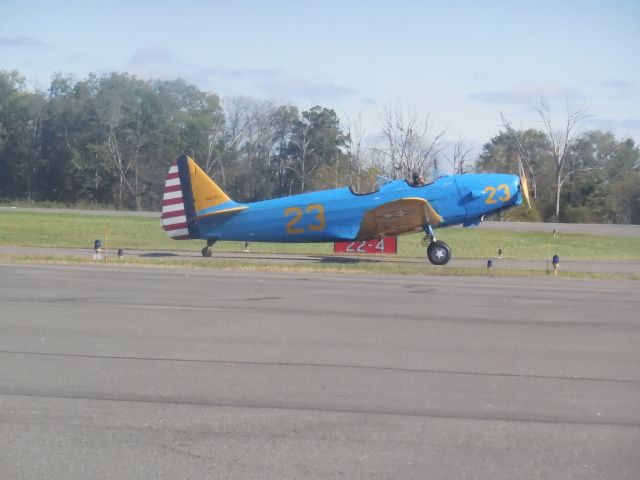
top-left (1, 263), bottom-right (639, 479)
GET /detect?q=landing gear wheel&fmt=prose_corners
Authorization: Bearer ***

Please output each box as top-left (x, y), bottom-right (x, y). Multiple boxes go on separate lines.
top-left (202, 239), bottom-right (216, 257)
top-left (427, 240), bottom-right (451, 266)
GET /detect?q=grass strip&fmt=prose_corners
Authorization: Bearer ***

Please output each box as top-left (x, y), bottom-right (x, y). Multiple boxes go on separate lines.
top-left (1, 253), bottom-right (638, 281)
top-left (2, 210), bottom-right (639, 261)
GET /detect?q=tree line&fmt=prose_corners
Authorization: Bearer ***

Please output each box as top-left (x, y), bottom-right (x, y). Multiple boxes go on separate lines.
top-left (0, 69), bottom-right (638, 223)
top-left (477, 104), bottom-right (639, 224)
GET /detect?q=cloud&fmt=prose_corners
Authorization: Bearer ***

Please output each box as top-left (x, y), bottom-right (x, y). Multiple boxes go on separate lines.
top-left (0, 36), bottom-right (46, 48)
top-left (126, 47), bottom-right (354, 102)
top-left (199, 66), bottom-right (279, 81)
top-left (589, 116), bottom-right (640, 132)
top-left (254, 76), bottom-right (355, 102)
top-left (588, 79), bottom-right (635, 90)
top-left (128, 47), bottom-right (279, 84)
top-left (128, 47), bottom-right (179, 67)
top-left (468, 83), bottom-right (583, 104)
top-left (619, 118), bottom-right (640, 130)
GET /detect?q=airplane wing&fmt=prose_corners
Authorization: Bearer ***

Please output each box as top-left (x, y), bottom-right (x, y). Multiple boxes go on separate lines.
top-left (193, 205), bottom-right (248, 221)
top-left (357, 197), bottom-right (442, 240)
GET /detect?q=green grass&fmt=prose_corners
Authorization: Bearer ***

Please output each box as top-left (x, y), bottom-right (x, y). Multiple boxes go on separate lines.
top-left (1, 210), bottom-right (639, 261)
top-left (405, 228), bottom-right (640, 261)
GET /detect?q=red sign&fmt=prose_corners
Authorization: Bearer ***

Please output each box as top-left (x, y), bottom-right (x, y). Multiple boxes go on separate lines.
top-left (334, 237), bottom-right (397, 254)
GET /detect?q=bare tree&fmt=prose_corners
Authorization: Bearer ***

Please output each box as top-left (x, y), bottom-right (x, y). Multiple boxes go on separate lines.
top-left (224, 96), bottom-right (253, 147)
top-left (106, 105), bottom-right (130, 208)
top-left (204, 103), bottom-right (225, 176)
top-left (243, 100), bottom-right (278, 199)
top-left (131, 102), bottom-right (146, 210)
top-left (105, 100), bottom-right (148, 210)
top-left (214, 96), bottom-right (255, 186)
top-left (270, 105), bottom-right (299, 196)
top-left (533, 98), bottom-right (588, 220)
top-left (343, 111), bottom-right (367, 192)
top-left (289, 118), bottom-right (313, 193)
top-left (500, 112), bottom-right (538, 199)
top-left (448, 137), bottom-right (473, 174)
top-left (376, 104), bottom-right (445, 180)
top-left (21, 92), bottom-right (46, 202)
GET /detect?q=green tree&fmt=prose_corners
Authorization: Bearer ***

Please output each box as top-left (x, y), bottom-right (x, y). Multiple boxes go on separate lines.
top-left (561, 132), bottom-right (639, 223)
top-left (287, 106), bottom-right (347, 193)
top-left (41, 73), bottom-right (115, 204)
top-left (270, 105), bottom-right (299, 197)
top-left (476, 128), bottom-right (552, 218)
top-left (604, 138), bottom-right (639, 182)
top-left (561, 130), bottom-right (615, 221)
top-left (606, 171), bottom-right (640, 224)
top-left (0, 71), bottom-right (47, 200)
top-left (533, 100), bottom-right (588, 220)
top-left (477, 128), bottom-right (553, 189)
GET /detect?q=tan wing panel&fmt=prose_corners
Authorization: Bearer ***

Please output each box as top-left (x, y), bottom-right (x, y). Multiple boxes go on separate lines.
top-left (192, 205), bottom-right (249, 221)
top-left (357, 197), bottom-right (442, 240)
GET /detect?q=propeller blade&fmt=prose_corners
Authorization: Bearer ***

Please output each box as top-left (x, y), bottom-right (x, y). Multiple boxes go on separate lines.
top-left (518, 161), bottom-right (532, 209)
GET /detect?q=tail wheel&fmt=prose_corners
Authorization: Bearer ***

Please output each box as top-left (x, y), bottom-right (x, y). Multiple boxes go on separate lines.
top-left (202, 246), bottom-right (213, 257)
top-left (427, 240), bottom-right (451, 266)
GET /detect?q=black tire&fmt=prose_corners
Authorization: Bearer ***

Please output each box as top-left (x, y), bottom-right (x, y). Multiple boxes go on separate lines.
top-left (427, 240), bottom-right (451, 266)
top-left (202, 246), bottom-right (213, 257)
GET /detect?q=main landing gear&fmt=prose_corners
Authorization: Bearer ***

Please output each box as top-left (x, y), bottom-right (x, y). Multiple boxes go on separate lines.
top-left (423, 226), bottom-right (452, 266)
top-left (201, 239), bottom-right (216, 257)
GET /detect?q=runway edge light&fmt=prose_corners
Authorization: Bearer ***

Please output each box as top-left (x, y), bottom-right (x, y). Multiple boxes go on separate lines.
top-left (552, 254), bottom-right (560, 276)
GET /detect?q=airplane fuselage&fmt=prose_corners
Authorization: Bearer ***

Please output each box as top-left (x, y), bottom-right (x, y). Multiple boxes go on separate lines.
top-left (195, 173), bottom-right (522, 243)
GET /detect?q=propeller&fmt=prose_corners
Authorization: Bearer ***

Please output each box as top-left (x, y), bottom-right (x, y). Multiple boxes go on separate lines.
top-left (518, 160), bottom-right (532, 209)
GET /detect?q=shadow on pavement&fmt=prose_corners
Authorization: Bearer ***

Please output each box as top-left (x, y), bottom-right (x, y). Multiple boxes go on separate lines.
top-left (319, 256), bottom-right (372, 264)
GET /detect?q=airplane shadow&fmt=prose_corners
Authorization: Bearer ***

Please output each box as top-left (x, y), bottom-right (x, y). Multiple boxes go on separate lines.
top-left (319, 256), bottom-right (376, 264)
top-left (140, 252), bottom-right (179, 257)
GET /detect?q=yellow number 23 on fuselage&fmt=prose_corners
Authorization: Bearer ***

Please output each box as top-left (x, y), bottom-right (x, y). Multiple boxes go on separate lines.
top-left (485, 184), bottom-right (511, 204)
top-left (285, 204), bottom-right (326, 234)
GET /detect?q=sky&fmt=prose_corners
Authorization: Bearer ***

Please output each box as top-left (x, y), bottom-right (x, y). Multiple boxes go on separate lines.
top-left (1, 0), bottom-right (639, 159)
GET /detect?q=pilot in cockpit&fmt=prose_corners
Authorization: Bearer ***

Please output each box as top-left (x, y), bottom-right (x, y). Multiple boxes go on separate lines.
top-left (410, 171), bottom-right (425, 186)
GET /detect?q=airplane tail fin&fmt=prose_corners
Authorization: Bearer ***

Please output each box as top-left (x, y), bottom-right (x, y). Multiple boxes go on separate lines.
top-left (161, 155), bottom-right (233, 240)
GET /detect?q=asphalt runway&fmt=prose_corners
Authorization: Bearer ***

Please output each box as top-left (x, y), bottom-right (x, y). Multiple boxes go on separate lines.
top-left (1, 263), bottom-right (638, 479)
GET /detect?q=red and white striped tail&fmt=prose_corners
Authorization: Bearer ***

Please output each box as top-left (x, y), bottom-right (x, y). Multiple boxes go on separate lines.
top-left (161, 161), bottom-right (190, 239)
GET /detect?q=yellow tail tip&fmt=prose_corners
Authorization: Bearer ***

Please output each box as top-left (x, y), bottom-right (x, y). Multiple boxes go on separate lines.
top-left (186, 157), bottom-right (231, 212)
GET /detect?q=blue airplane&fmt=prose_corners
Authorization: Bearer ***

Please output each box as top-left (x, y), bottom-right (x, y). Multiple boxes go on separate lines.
top-left (161, 154), bottom-right (530, 265)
